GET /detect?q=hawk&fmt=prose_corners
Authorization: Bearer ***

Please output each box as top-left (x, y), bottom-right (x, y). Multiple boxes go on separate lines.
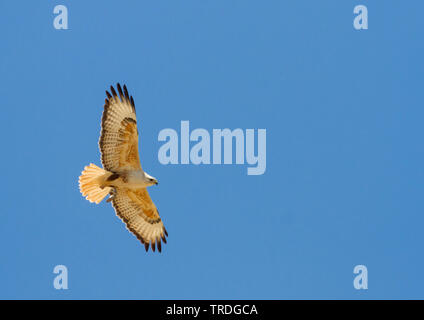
top-left (78, 83), bottom-right (168, 252)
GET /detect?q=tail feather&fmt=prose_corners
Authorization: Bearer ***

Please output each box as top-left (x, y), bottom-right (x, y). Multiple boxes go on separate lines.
top-left (79, 163), bottom-right (111, 204)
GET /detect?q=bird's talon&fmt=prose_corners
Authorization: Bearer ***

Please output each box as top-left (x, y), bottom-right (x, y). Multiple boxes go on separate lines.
top-left (106, 188), bottom-right (116, 202)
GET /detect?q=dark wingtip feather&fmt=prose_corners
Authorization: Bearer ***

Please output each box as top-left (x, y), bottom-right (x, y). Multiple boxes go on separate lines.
top-left (157, 240), bottom-right (162, 253)
top-left (110, 85), bottom-right (117, 97)
top-left (117, 83), bottom-right (124, 100)
top-left (164, 227), bottom-right (168, 237)
top-left (152, 241), bottom-right (156, 252)
top-left (123, 85), bottom-right (130, 100)
top-left (144, 242), bottom-right (149, 252)
top-left (161, 234), bottom-right (167, 244)
top-left (106, 90), bottom-right (112, 99)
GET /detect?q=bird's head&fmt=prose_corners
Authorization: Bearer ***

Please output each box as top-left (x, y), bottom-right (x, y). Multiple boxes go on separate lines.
top-left (144, 173), bottom-right (158, 186)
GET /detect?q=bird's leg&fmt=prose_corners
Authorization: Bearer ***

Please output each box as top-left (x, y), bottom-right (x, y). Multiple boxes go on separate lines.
top-left (106, 188), bottom-right (116, 203)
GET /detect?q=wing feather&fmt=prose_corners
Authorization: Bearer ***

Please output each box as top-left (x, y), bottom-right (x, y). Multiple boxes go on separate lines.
top-left (99, 83), bottom-right (141, 171)
top-left (111, 187), bottom-right (168, 252)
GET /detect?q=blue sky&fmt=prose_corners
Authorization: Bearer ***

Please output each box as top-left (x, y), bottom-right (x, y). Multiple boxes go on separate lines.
top-left (1, 1), bottom-right (423, 299)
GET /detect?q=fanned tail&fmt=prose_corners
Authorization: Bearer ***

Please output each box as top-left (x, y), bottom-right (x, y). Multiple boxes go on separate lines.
top-left (78, 163), bottom-right (111, 204)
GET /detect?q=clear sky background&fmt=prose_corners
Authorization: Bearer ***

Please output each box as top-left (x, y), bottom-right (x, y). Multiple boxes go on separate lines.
top-left (1, 1), bottom-right (423, 299)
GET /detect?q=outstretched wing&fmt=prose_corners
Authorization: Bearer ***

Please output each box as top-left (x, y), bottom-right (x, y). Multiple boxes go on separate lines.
top-left (112, 187), bottom-right (168, 252)
top-left (99, 83), bottom-right (142, 171)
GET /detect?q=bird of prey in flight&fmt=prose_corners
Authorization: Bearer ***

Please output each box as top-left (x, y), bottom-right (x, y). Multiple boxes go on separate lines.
top-left (78, 83), bottom-right (168, 252)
